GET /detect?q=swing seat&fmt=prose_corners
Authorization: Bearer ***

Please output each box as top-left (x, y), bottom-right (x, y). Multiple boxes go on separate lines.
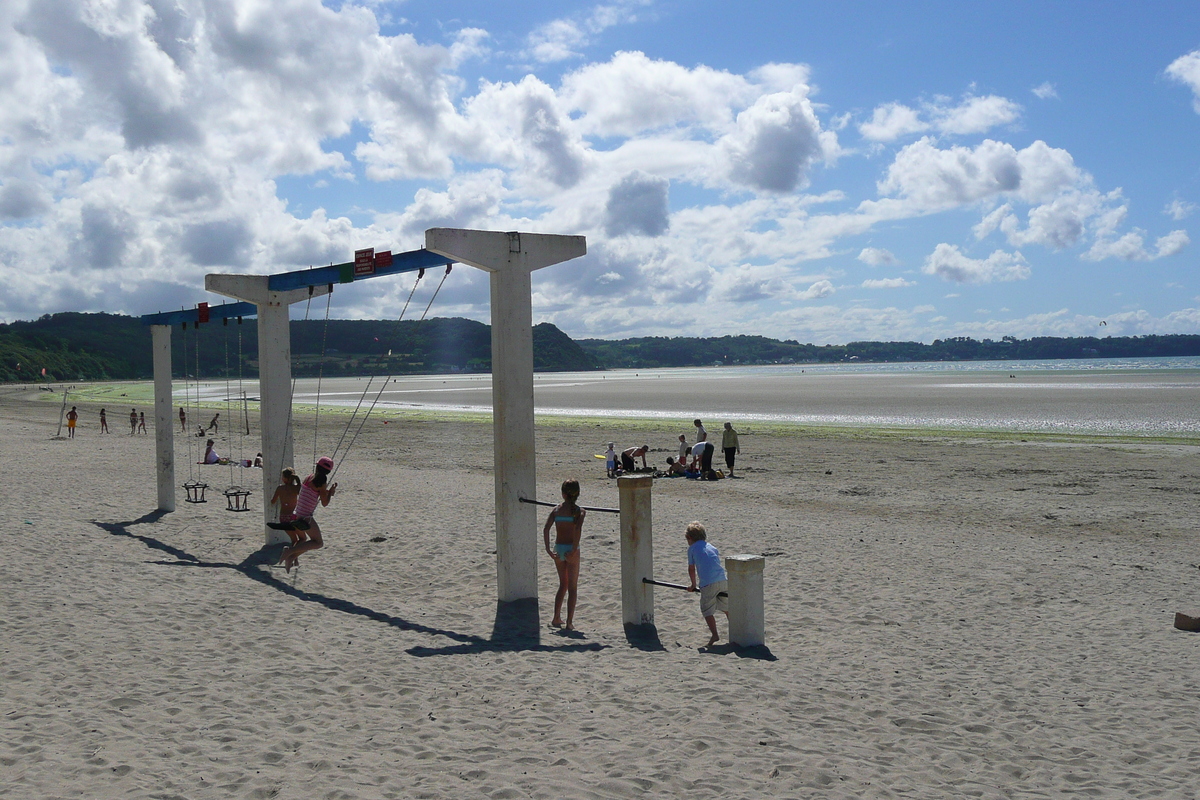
top-left (267, 518), bottom-right (311, 531)
top-left (184, 480), bottom-right (209, 503)
top-left (223, 486), bottom-right (252, 512)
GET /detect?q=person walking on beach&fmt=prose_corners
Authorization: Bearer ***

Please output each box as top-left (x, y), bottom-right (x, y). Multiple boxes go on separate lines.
top-left (206, 413), bottom-right (220, 434)
top-left (179, 407), bottom-right (187, 433)
top-left (129, 408), bottom-right (137, 435)
top-left (281, 457), bottom-right (337, 572)
top-left (99, 408), bottom-right (109, 434)
top-left (137, 411), bottom-right (147, 434)
top-left (721, 422), bottom-right (740, 477)
top-left (693, 419), bottom-right (707, 443)
top-left (543, 478), bottom-right (585, 631)
top-left (66, 406), bottom-right (78, 438)
top-left (685, 522), bottom-right (728, 647)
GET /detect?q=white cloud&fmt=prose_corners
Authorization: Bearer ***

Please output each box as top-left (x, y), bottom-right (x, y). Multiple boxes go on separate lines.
top-left (1165, 198), bottom-right (1196, 220)
top-left (922, 244), bottom-right (1030, 283)
top-left (857, 247), bottom-right (897, 266)
top-left (526, 1), bottom-right (650, 63)
top-left (799, 279), bottom-right (835, 299)
top-left (719, 84), bottom-right (835, 192)
top-left (1083, 229), bottom-right (1189, 262)
top-left (1166, 50), bottom-right (1200, 112)
top-left (859, 103), bottom-right (927, 142)
top-left (858, 94), bottom-right (1019, 142)
top-left (1032, 82), bottom-right (1058, 100)
top-left (861, 277), bottom-right (914, 289)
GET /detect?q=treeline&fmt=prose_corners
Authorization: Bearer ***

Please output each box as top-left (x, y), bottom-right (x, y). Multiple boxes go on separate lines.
top-left (577, 333), bottom-right (1200, 368)
top-left (3, 311), bottom-right (1199, 383)
top-left (0, 312), bottom-right (598, 382)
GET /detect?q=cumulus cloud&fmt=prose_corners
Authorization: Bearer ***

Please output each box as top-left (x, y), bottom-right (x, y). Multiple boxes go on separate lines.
top-left (526, 1), bottom-right (649, 63)
top-left (1166, 50), bottom-right (1200, 112)
top-left (799, 279), bottom-right (835, 299)
top-left (1165, 199), bottom-right (1196, 220)
top-left (1083, 229), bottom-right (1189, 261)
top-left (604, 171), bottom-right (670, 237)
top-left (861, 277), bottom-right (914, 289)
top-left (720, 85), bottom-right (833, 192)
top-left (859, 95), bottom-right (1019, 142)
top-left (922, 244), bottom-right (1030, 283)
top-left (857, 247), bottom-right (897, 266)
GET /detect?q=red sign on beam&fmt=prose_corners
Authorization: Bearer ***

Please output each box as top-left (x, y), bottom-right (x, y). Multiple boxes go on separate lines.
top-left (197, 302), bottom-right (210, 323)
top-left (374, 250), bottom-right (392, 269)
top-left (354, 247), bottom-right (375, 276)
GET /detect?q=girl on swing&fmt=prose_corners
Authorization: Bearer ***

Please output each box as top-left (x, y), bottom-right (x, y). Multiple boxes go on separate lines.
top-left (281, 457), bottom-right (337, 572)
top-left (542, 479), bottom-right (586, 631)
top-left (269, 468), bottom-right (306, 547)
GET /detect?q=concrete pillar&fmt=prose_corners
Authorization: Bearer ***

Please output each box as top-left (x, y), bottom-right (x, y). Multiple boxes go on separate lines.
top-left (206, 275), bottom-right (330, 544)
top-left (425, 228), bottom-right (586, 602)
top-left (151, 324), bottom-right (176, 512)
top-left (726, 554), bottom-right (766, 646)
top-left (618, 475), bottom-right (654, 625)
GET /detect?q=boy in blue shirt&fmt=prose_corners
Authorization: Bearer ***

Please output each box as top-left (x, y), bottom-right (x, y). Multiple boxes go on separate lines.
top-left (685, 521), bottom-right (728, 647)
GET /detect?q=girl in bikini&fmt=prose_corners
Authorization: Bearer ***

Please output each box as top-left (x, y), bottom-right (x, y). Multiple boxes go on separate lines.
top-left (269, 468), bottom-right (305, 547)
top-left (281, 457), bottom-right (337, 572)
top-left (542, 479), bottom-right (586, 630)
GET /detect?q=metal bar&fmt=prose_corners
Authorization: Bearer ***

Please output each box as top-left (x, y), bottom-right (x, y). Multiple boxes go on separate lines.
top-left (140, 302), bottom-right (256, 327)
top-left (518, 496), bottom-right (620, 514)
top-left (642, 577), bottom-right (727, 598)
top-left (266, 249), bottom-right (454, 292)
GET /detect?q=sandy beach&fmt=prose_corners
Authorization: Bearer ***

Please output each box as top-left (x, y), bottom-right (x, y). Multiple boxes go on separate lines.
top-left (3, 386), bottom-right (1200, 799)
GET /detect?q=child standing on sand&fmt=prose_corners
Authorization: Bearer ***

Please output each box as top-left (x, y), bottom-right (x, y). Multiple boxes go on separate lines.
top-left (281, 457), bottom-right (337, 571)
top-left (543, 479), bottom-right (586, 630)
top-left (685, 522), bottom-right (728, 647)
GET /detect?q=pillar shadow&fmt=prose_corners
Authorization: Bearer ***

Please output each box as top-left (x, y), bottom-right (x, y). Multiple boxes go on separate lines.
top-left (623, 622), bottom-right (666, 652)
top-left (91, 514), bottom-right (607, 657)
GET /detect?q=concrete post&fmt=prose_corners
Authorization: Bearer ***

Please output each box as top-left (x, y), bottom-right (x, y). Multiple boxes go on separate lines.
top-left (206, 275), bottom-right (330, 544)
top-left (151, 324), bottom-right (176, 512)
top-left (726, 554), bottom-right (766, 646)
top-left (425, 228), bottom-right (586, 602)
top-left (618, 475), bottom-right (654, 625)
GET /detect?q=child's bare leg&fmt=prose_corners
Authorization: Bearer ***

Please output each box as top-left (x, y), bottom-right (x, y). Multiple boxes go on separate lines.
top-left (551, 558), bottom-right (568, 627)
top-left (285, 524), bottom-right (323, 569)
top-left (704, 614), bottom-right (720, 647)
top-left (564, 556), bottom-right (580, 630)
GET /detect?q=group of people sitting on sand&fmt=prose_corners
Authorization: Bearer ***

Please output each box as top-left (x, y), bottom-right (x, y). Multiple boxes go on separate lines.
top-left (605, 419), bottom-right (741, 481)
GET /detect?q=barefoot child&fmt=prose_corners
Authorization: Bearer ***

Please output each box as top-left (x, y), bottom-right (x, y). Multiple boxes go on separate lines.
top-left (685, 522), bottom-right (728, 647)
top-left (269, 468), bottom-right (305, 546)
top-left (281, 457), bottom-right (337, 571)
top-left (543, 479), bottom-right (586, 630)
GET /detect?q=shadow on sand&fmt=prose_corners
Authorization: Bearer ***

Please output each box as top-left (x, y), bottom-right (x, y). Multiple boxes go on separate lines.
top-left (92, 513), bottom-right (608, 657)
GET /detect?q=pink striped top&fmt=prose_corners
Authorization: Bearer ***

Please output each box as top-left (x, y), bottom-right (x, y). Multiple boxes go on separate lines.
top-left (294, 477), bottom-right (320, 518)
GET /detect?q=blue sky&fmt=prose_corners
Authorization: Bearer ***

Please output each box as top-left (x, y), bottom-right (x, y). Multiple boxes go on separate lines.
top-left (2, 0), bottom-right (1199, 344)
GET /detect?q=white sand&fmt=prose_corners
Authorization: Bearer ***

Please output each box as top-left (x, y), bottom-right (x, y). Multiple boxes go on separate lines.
top-left (3, 388), bottom-right (1200, 799)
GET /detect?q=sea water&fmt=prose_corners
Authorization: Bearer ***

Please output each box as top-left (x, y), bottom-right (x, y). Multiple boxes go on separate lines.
top-left (283, 356), bottom-right (1200, 437)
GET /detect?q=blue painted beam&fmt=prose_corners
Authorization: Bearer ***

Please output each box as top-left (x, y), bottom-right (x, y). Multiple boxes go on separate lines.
top-left (140, 301), bottom-right (257, 327)
top-left (267, 248), bottom-right (454, 292)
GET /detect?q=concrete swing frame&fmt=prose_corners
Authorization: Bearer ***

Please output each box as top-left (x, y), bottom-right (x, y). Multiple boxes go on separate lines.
top-left (141, 228), bottom-right (586, 603)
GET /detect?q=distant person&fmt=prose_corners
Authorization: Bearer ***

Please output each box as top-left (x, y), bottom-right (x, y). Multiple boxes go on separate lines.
top-left (280, 457), bottom-right (338, 572)
top-left (202, 439), bottom-right (221, 464)
top-left (66, 406), bottom-right (78, 438)
top-left (129, 408), bottom-right (137, 435)
top-left (664, 456), bottom-right (687, 476)
top-left (604, 443), bottom-right (617, 478)
top-left (99, 408), bottom-right (109, 434)
top-left (685, 521), bottom-right (728, 648)
top-left (543, 478), bottom-right (585, 631)
top-left (693, 419), bottom-right (707, 443)
top-left (678, 433), bottom-right (690, 462)
top-left (137, 412), bottom-right (147, 434)
top-left (253, 452), bottom-right (264, 468)
top-left (621, 444), bottom-right (649, 473)
top-left (179, 407), bottom-right (187, 433)
top-left (690, 439), bottom-right (715, 478)
top-left (206, 413), bottom-right (220, 433)
top-left (721, 422), bottom-right (740, 477)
